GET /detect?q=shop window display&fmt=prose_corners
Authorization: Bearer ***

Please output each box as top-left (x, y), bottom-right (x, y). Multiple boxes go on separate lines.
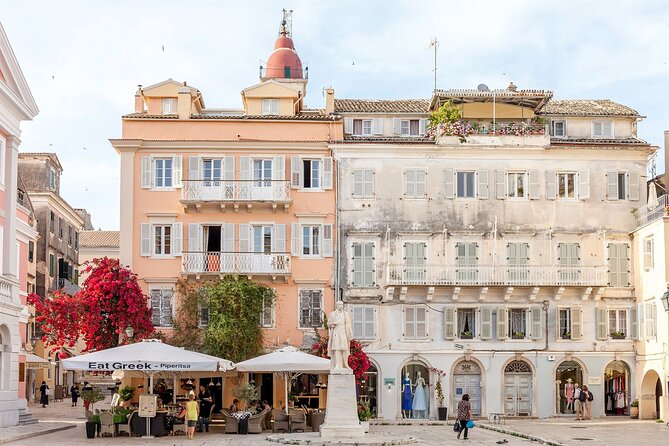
top-left (556, 360), bottom-right (583, 414)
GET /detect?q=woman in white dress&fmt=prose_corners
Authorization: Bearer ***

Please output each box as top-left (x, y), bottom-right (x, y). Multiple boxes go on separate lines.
top-left (412, 371), bottom-right (428, 418)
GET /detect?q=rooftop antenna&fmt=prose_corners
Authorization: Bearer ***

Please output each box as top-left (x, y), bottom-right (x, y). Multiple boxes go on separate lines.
top-left (281, 8), bottom-right (293, 37)
top-left (428, 37), bottom-right (439, 91)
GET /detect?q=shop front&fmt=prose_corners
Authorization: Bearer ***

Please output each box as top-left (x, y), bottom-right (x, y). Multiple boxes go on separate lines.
top-left (604, 360), bottom-right (630, 416)
top-left (555, 360), bottom-right (584, 415)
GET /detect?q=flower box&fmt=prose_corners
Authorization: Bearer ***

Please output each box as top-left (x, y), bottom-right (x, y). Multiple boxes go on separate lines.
top-left (460, 332), bottom-right (473, 339)
top-left (512, 332), bottom-right (525, 340)
top-left (561, 333), bottom-right (571, 340)
top-left (610, 332), bottom-right (626, 340)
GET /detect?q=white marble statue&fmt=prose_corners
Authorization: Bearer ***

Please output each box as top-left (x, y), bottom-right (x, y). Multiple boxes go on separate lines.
top-left (327, 300), bottom-right (352, 371)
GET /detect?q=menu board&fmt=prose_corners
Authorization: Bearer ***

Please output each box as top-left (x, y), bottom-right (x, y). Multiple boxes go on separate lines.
top-left (138, 394), bottom-right (157, 417)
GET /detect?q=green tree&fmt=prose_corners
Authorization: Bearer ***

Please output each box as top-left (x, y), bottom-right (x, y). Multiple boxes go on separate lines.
top-left (428, 101), bottom-right (462, 127)
top-left (170, 276), bottom-right (275, 362)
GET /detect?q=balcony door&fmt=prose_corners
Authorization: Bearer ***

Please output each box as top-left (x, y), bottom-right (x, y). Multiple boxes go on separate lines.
top-left (252, 159), bottom-right (273, 200)
top-left (251, 225), bottom-right (274, 272)
top-left (202, 159), bottom-right (222, 200)
top-left (404, 242), bottom-right (426, 283)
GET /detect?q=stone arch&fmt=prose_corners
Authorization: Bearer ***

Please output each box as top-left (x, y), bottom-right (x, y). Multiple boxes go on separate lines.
top-left (398, 356), bottom-right (432, 419)
top-left (0, 324), bottom-right (11, 391)
top-left (553, 356), bottom-right (588, 415)
top-left (358, 357), bottom-right (380, 418)
top-left (639, 369), bottom-right (662, 420)
top-left (451, 357), bottom-right (485, 416)
top-left (501, 358), bottom-right (535, 416)
top-left (602, 360), bottom-right (631, 416)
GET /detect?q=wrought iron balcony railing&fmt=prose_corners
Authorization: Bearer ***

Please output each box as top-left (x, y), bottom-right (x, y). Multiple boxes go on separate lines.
top-left (182, 252), bottom-right (291, 275)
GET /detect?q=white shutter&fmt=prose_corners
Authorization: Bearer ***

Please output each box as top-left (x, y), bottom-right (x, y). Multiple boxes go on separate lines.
top-left (646, 302), bottom-right (656, 338)
top-left (571, 307), bottom-right (582, 340)
top-left (416, 307), bottom-right (427, 339)
top-left (419, 118), bottom-right (428, 136)
top-left (528, 169), bottom-right (540, 199)
top-left (602, 121), bottom-right (612, 137)
top-left (363, 243), bottom-right (374, 286)
top-left (364, 307), bottom-right (375, 339)
top-left (638, 303), bottom-right (645, 341)
top-left (444, 307), bottom-right (455, 339)
top-left (291, 223), bottom-right (301, 255)
top-left (172, 156), bottom-right (182, 188)
top-left (223, 156), bottom-right (234, 181)
top-left (188, 156), bottom-right (200, 181)
top-left (140, 223), bottom-right (151, 256)
top-left (480, 307), bottom-right (492, 339)
top-left (323, 224), bottom-right (333, 257)
top-left (404, 306), bottom-right (415, 338)
top-left (444, 169), bottom-right (455, 199)
top-left (578, 170), bottom-right (589, 199)
top-left (416, 170), bottom-right (426, 197)
top-left (545, 170), bottom-right (556, 200)
top-left (291, 156), bottom-right (302, 188)
top-left (344, 117), bottom-right (353, 134)
top-left (364, 169), bottom-right (374, 197)
top-left (608, 244), bottom-right (618, 287)
top-left (272, 224), bottom-right (286, 252)
top-left (393, 118), bottom-right (402, 135)
top-left (497, 307), bottom-right (508, 340)
top-left (477, 170), bottom-right (489, 199)
top-left (352, 170), bottom-right (363, 197)
top-left (273, 155), bottom-right (285, 181)
top-left (240, 156), bottom-right (250, 181)
top-left (172, 222), bottom-right (182, 256)
top-left (141, 156), bottom-right (152, 188)
top-left (606, 172), bottom-right (618, 200)
top-left (630, 306), bottom-right (639, 340)
top-left (530, 307), bottom-right (542, 340)
top-left (495, 169), bottom-right (506, 199)
top-left (150, 290), bottom-right (161, 326)
top-left (405, 170), bottom-right (415, 197)
top-left (352, 307), bottom-right (363, 338)
top-left (239, 224), bottom-right (250, 252)
top-left (619, 244), bottom-right (629, 286)
top-left (188, 223), bottom-right (202, 252)
top-left (628, 171), bottom-right (640, 201)
top-left (596, 308), bottom-right (608, 340)
top-left (372, 118), bottom-right (383, 135)
top-left (323, 157), bottom-right (333, 189)
top-left (352, 244), bottom-right (362, 286)
top-left (222, 223), bottom-right (234, 252)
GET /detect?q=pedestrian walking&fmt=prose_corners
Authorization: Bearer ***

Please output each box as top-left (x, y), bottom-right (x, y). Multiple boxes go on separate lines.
top-left (573, 383), bottom-right (583, 420)
top-left (185, 393), bottom-right (199, 439)
top-left (39, 381), bottom-right (49, 407)
top-left (70, 383), bottom-right (80, 407)
top-left (197, 384), bottom-right (213, 432)
top-left (456, 393), bottom-right (473, 440)
top-left (582, 385), bottom-right (593, 420)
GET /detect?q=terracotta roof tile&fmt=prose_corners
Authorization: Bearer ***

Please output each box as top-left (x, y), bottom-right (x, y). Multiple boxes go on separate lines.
top-left (550, 137), bottom-right (648, 145)
top-left (79, 230), bottom-right (120, 248)
top-left (541, 100), bottom-right (640, 117)
top-left (342, 136), bottom-right (434, 144)
top-left (334, 99), bottom-right (430, 114)
top-left (122, 113), bottom-right (340, 121)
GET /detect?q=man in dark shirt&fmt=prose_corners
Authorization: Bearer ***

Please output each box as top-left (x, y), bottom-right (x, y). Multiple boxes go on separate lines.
top-left (197, 385), bottom-right (213, 432)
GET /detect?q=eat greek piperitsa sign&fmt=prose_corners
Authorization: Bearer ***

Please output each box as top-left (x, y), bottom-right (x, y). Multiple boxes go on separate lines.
top-left (88, 362), bottom-right (193, 370)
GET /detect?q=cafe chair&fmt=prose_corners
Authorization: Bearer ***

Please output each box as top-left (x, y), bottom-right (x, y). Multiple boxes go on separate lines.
top-left (99, 411), bottom-right (116, 437)
top-left (248, 408), bottom-right (270, 433)
top-left (271, 409), bottom-right (289, 433)
top-left (117, 412), bottom-right (132, 437)
top-left (172, 415), bottom-right (187, 436)
top-left (224, 414), bottom-right (239, 434)
top-left (289, 408), bottom-right (307, 433)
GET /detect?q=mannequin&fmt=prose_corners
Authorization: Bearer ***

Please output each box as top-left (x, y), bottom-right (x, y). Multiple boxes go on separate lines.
top-left (564, 378), bottom-right (575, 413)
top-left (401, 372), bottom-right (413, 419)
top-left (412, 371), bottom-right (428, 419)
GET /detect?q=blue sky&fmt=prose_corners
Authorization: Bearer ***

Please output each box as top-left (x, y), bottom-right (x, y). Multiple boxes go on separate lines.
top-left (2, 0), bottom-right (667, 229)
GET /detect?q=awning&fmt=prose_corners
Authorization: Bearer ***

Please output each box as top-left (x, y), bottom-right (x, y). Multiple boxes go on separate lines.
top-left (24, 352), bottom-right (50, 370)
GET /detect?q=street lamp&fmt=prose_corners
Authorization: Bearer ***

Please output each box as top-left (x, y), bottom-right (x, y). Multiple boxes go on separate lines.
top-left (661, 285), bottom-right (669, 313)
top-left (125, 326), bottom-right (134, 339)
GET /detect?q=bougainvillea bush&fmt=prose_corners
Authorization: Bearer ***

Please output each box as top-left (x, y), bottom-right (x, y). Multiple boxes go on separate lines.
top-left (28, 257), bottom-right (154, 354)
top-left (312, 337), bottom-right (370, 384)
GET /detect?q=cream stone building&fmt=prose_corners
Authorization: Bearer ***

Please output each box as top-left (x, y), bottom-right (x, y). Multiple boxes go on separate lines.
top-left (78, 230), bottom-right (120, 283)
top-left (333, 87), bottom-right (655, 420)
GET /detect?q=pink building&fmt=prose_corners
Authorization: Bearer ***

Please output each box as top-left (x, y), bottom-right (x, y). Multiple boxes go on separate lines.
top-left (0, 22), bottom-right (39, 427)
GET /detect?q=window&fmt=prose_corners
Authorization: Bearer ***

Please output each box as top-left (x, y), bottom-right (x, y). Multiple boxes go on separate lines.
top-left (49, 167), bottom-right (56, 191)
top-left (404, 242), bottom-right (426, 282)
top-left (507, 172), bottom-right (527, 198)
top-left (507, 243), bottom-right (529, 281)
top-left (302, 159), bottom-right (321, 189)
top-left (643, 237), bottom-right (654, 270)
top-left (68, 225), bottom-right (73, 246)
top-left (49, 211), bottom-right (55, 233)
top-left (150, 288), bottom-right (173, 327)
top-left (352, 306), bottom-right (375, 340)
top-left (645, 302), bottom-right (657, 338)
top-left (551, 120), bottom-right (566, 137)
top-left (198, 304), bottom-right (209, 328)
top-left (559, 308), bottom-right (571, 339)
top-left (400, 119), bottom-right (420, 136)
top-left (403, 306), bottom-right (427, 340)
top-left (252, 225), bottom-right (272, 254)
top-left (456, 242), bottom-right (477, 281)
top-left (593, 121), bottom-right (613, 138)
top-left (302, 225), bottom-right (321, 256)
top-left (49, 254), bottom-right (55, 277)
top-left (557, 172), bottom-right (576, 199)
top-left (353, 119), bottom-right (372, 136)
top-left (508, 309), bottom-right (527, 339)
top-left (608, 309), bottom-right (627, 338)
top-left (74, 232), bottom-right (79, 250)
top-left (352, 169), bottom-right (374, 198)
top-left (457, 308), bottom-right (476, 338)
top-left (261, 99), bottom-right (279, 116)
top-left (456, 171), bottom-right (475, 198)
top-left (299, 289), bottom-right (322, 328)
top-left (352, 242), bottom-right (375, 287)
top-left (154, 158), bottom-right (173, 188)
top-left (28, 241), bottom-right (34, 263)
top-left (253, 159), bottom-right (272, 186)
top-left (617, 173), bottom-right (626, 199)
top-left (260, 296), bottom-right (274, 328)
top-left (558, 243), bottom-right (580, 282)
top-left (607, 243), bottom-right (629, 287)
top-left (404, 169), bottom-right (426, 198)
top-left (161, 98), bottom-right (178, 114)
top-left (203, 159), bottom-right (222, 182)
top-left (58, 217), bottom-right (64, 239)
top-left (154, 225), bottom-right (172, 255)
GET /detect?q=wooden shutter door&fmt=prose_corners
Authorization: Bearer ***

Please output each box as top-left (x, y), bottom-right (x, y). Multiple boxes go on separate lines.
top-left (352, 170), bottom-right (363, 197)
top-left (352, 243), bottom-right (362, 286)
top-left (444, 307), bottom-right (455, 339)
top-left (497, 307), bottom-right (508, 340)
top-left (141, 156), bottom-right (152, 188)
top-left (363, 243), bottom-right (374, 286)
top-left (528, 169), bottom-right (540, 199)
top-left (480, 307), bottom-right (492, 339)
top-left (416, 307), bottom-right (427, 339)
top-left (606, 172), bottom-right (618, 200)
top-left (444, 169), bottom-right (455, 198)
top-left (477, 170), bottom-right (489, 199)
top-left (578, 170), bottom-right (589, 199)
top-left (545, 170), bottom-right (556, 200)
top-left (404, 306), bottom-right (415, 339)
top-left (530, 307), bottom-right (542, 339)
top-left (140, 223), bottom-right (151, 256)
top-left (570, 307), bottom-right (582, 340)
top-left (595, 308), bottom-right (608, 340)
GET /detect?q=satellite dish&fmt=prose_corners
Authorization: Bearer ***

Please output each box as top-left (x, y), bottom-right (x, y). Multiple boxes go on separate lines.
top-left (477, 84), bottom-right (489, 91)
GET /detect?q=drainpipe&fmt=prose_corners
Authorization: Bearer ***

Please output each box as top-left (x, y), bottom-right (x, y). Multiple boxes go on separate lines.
top-left (335, 152), bottom-right (341, 302)
top-left (543, 300), bottom-right (550, 350)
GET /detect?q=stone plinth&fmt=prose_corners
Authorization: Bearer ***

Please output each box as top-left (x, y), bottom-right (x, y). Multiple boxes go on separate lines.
top-left (320, 371), bottom-right (365, 440)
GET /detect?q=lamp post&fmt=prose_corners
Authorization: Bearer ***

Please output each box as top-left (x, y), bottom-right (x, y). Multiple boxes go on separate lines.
top-left (125, 326), bottom-right (134, 340)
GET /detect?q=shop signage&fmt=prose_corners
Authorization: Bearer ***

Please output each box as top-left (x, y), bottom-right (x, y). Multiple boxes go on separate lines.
top-left (139, 394), bottom-right (157, 417)
top-left (588, 377), bottom-right (602, 385)
top-left (87, 361), bottom-right (195, 370)
top-left (384, 378), bottom-right (395, 386)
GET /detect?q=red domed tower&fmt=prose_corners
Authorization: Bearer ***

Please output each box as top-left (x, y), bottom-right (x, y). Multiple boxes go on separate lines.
top-left (262, 16), bottom-right (305, 81)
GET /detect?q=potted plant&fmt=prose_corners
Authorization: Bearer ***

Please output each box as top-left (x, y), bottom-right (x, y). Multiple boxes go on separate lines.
top-left (512, 331), bottom-right (525, 339)
top-left (430, 367), bottom-right (448, 420)
top-left (117, 385), bottom-right (135, 406)
top-left (611, 331), bottom-right (626, 340)
top-left (561, 332), bottom-right (571, 340)
top-left (630, 399), bottom-right (639, 418)
top-left (460, 331), bottom-right (473, 340)
top-left (82, 387), bottom-right (105, 438)
top-left (358, 401), bottom-right (372, 432)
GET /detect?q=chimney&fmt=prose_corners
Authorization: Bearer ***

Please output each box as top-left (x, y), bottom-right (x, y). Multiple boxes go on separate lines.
top-left (134, 85), bottom-right (144, 113)
top-left (507, 81), bottom-right (518, 92)
top-left (324, 87), bottom-right (335, 115)
top-left (177, 81), bottom-right (191, 119)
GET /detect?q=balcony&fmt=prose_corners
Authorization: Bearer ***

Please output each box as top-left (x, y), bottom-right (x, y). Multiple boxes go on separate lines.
top-left (632, 194), bottom-right (668, 230)
top-left (434, 122), bottom-right (549, 147)
top-left (0, 276), bottom-right (12, 302)
top-left (387, 265), bottom-right (607, 287)
top-left (182, 252), bottom-right (291, 278)
top-left (180, 180), bottom-right (292, 212)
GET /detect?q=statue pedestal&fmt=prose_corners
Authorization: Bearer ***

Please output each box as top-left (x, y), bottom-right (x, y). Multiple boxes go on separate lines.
top-left (320, 370), bottom-right (365, 440)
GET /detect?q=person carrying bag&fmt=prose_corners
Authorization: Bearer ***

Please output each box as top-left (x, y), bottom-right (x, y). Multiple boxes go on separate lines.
top-left (455, 394), bottom-right (473, 440)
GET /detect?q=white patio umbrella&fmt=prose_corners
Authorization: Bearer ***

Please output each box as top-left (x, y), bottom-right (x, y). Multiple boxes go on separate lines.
top-left (235, 346), bottom-right (330, 414)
